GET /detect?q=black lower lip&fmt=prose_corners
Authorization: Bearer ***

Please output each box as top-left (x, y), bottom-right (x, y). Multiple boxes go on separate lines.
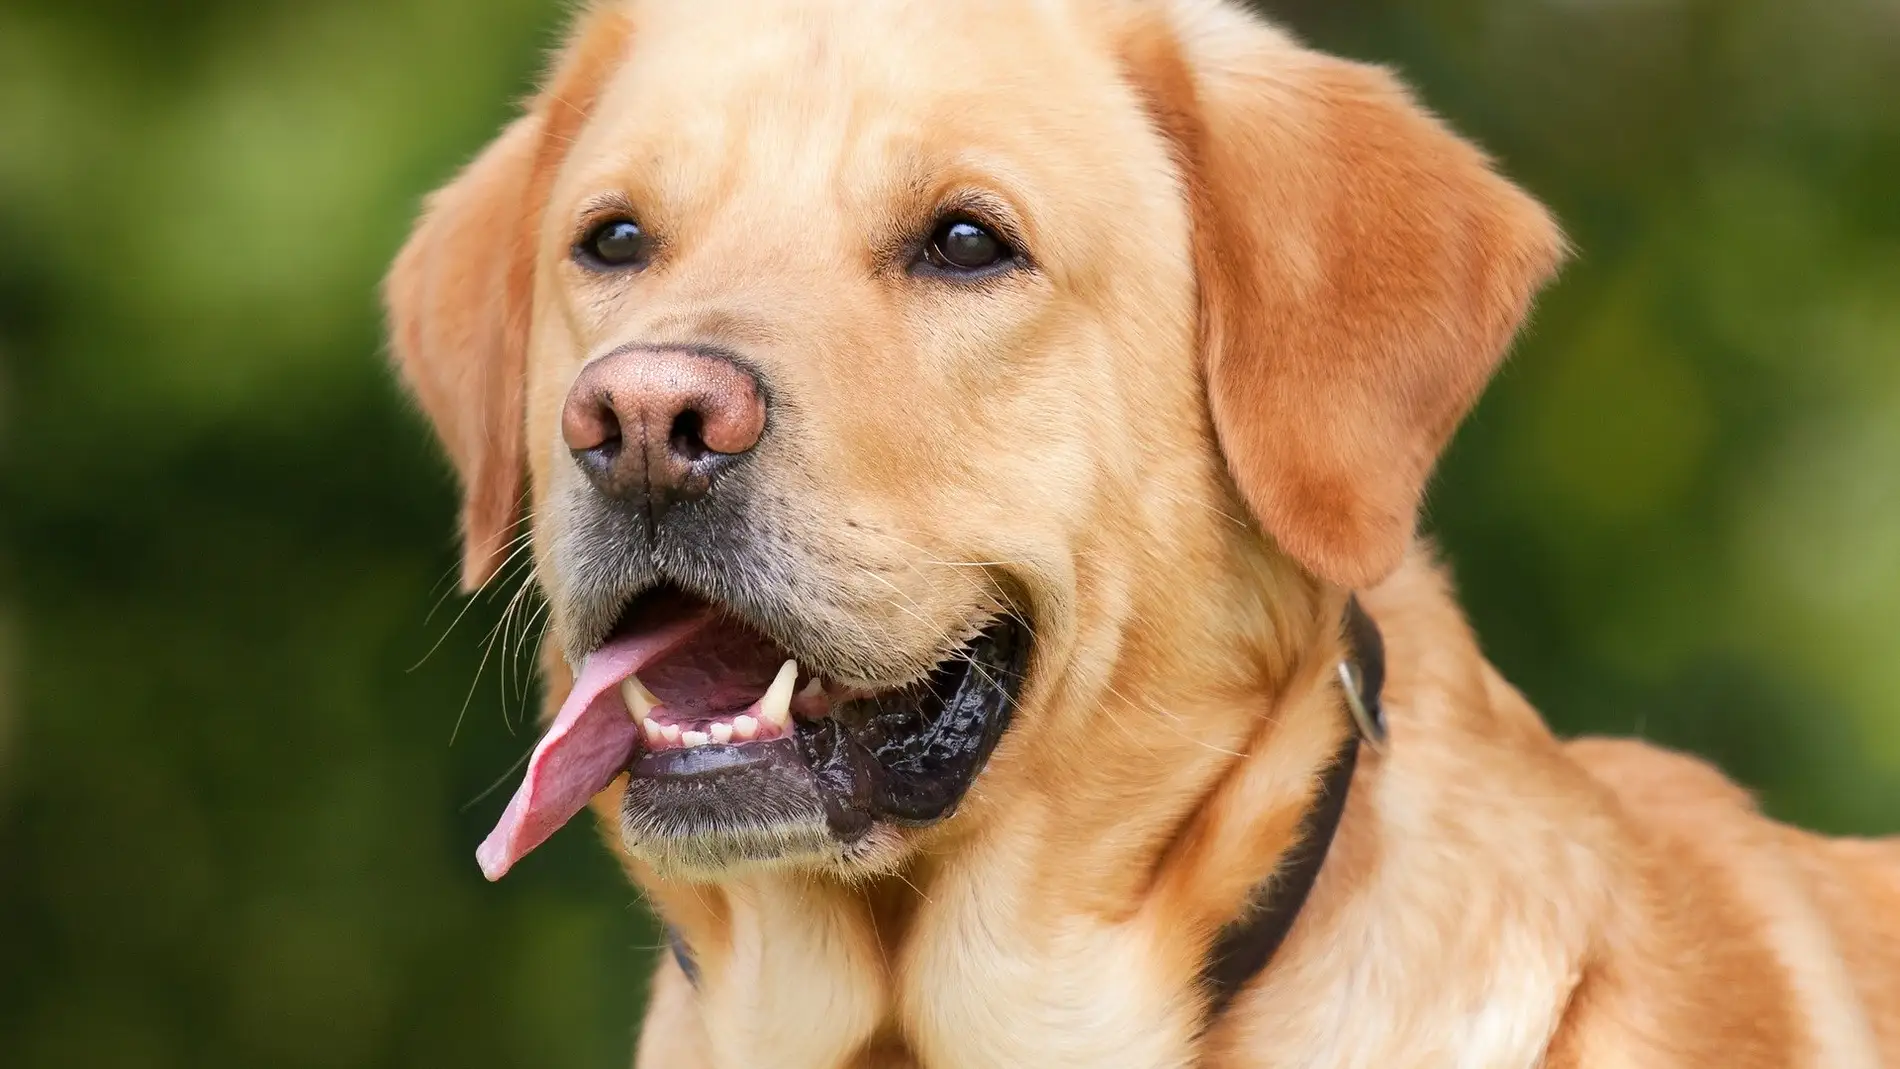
top-left (797, 616), bottom-right (1029, 833)
top-left (630, 738), bottom-right (797, 780)
top-left (622, 616), bottom-right (1030, 850)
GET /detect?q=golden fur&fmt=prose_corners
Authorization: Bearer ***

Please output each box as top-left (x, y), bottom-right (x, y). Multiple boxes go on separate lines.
top-left (385, 0), bottom-right (1900, 1064)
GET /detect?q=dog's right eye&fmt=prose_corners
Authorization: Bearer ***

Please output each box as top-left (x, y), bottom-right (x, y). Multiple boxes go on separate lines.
top-left (917, 215), bottom-right (1018, 278)
top-left (575, 218), bottom-right (649, 270)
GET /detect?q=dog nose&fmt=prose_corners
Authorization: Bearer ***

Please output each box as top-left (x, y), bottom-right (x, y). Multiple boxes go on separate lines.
top-left (561, 347), bottom-right (766, 517)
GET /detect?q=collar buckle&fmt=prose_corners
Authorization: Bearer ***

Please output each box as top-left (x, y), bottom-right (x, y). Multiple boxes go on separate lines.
top-left (1338, 595), bottom-right (1388, 751)
top-left (1337, 660), bottom-right (1386, 754)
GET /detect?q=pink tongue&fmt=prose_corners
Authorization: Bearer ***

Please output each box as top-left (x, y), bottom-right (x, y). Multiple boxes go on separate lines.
top-left (476, 612), bottom-right (710, 880)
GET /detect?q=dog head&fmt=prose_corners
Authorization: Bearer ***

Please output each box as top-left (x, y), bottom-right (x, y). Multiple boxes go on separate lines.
top-left (386, 0), bottom-right (1562, 881)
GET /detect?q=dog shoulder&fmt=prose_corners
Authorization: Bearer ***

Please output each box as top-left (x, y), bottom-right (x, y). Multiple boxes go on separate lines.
top-left (1555, 738), bottom-right (1886, 1067)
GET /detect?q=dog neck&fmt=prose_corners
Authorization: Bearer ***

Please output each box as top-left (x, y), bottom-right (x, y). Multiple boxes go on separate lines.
top-left (621, 548), bottom-right (1397, 1063)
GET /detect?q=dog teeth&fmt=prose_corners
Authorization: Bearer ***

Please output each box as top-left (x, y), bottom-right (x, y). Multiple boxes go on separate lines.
top-left (627, 662), bottom-right (810, 751)
top-left (760, 659), bottom-right (798, 728)
top-left (620, 675), bottom-right (661, 722)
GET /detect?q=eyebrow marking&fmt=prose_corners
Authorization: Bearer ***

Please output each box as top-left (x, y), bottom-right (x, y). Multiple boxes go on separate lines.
top-left (573, 190), bottom-right (640, 233)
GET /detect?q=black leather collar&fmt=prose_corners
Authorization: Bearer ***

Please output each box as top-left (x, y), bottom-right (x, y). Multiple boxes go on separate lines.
top-left (1198, 595), bottom-right (1385, 1023)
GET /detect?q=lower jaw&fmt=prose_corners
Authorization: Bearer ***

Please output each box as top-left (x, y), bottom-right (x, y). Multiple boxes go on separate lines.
top-left (617, 738), bottom-right (906, 877)
top-left (617, 737), bottom-right (862, 877)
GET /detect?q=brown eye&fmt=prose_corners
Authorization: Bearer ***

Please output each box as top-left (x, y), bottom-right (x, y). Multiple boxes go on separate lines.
top-left (576, 218), bottom-right (648, 269)
top-left (923, 218), bottom-right (1013, 274)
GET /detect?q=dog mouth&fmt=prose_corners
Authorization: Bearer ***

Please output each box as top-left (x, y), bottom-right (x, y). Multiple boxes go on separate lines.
top-left (476, 585), bottom-right (1029, 879)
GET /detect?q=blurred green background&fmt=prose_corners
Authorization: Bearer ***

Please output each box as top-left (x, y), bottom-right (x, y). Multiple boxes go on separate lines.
top-left (1, 0), bottom-right (1895, 1066)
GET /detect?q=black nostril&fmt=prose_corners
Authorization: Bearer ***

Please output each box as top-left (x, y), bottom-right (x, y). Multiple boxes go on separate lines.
top-left (669, 409), bottom-right (709, 462)
top-left (575, 437), bottom-right (622, 487)
top-left (573, 398), bottom-right (626, 483)
top-left (590, 433), bottom-right (624, 462)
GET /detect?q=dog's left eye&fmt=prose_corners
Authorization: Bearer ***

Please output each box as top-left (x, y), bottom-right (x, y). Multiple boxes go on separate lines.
top-left (921, 217), bottom-right (1014, 275)
top-left (575, 218), bottom-right (650, 270)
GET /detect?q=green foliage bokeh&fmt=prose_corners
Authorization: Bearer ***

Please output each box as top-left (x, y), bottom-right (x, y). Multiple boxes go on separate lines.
top-left (1, 1), bottom-right (1895, 1066)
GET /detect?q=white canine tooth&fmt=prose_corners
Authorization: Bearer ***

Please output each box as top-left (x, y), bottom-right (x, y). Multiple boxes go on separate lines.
top-left (620, 675), bottom-right (661, 722)
top-left (732, 714), bottom-right (759, 741)
top-left (709, 722), bottom-right (733, 744)
top-left (681, 729), bottom-right (711, 748)
top-left (643, 719), bottom-right (664, 745)
top-left (760, 659), bottom-right (798, 727)
top-left (660, 724), bottom-right (681, 745)
top-left (798, 677), bottom-right (824, 700)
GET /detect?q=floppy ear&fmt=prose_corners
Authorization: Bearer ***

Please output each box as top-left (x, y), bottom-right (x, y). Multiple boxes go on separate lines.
top-left (1123, 9), bottom-right (1566, 588)
top-left (384, 5), bottom-right (632, 590)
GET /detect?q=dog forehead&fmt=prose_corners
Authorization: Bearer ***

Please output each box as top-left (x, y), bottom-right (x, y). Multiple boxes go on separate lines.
top-left (617, 0), bottom-right (1100, 88)
top-left (556, 0), bottom-right (1140, 210)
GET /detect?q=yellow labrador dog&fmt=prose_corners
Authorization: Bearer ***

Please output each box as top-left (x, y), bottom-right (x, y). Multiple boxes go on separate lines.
top-left (386, 0), bottom-right (1900, 1065)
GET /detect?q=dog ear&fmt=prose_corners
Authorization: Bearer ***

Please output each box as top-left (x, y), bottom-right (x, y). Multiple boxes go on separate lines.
top-left (1122, 9), bottom-right (1566, 588)
top-left (384, 6), bottom-right (631, 590)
